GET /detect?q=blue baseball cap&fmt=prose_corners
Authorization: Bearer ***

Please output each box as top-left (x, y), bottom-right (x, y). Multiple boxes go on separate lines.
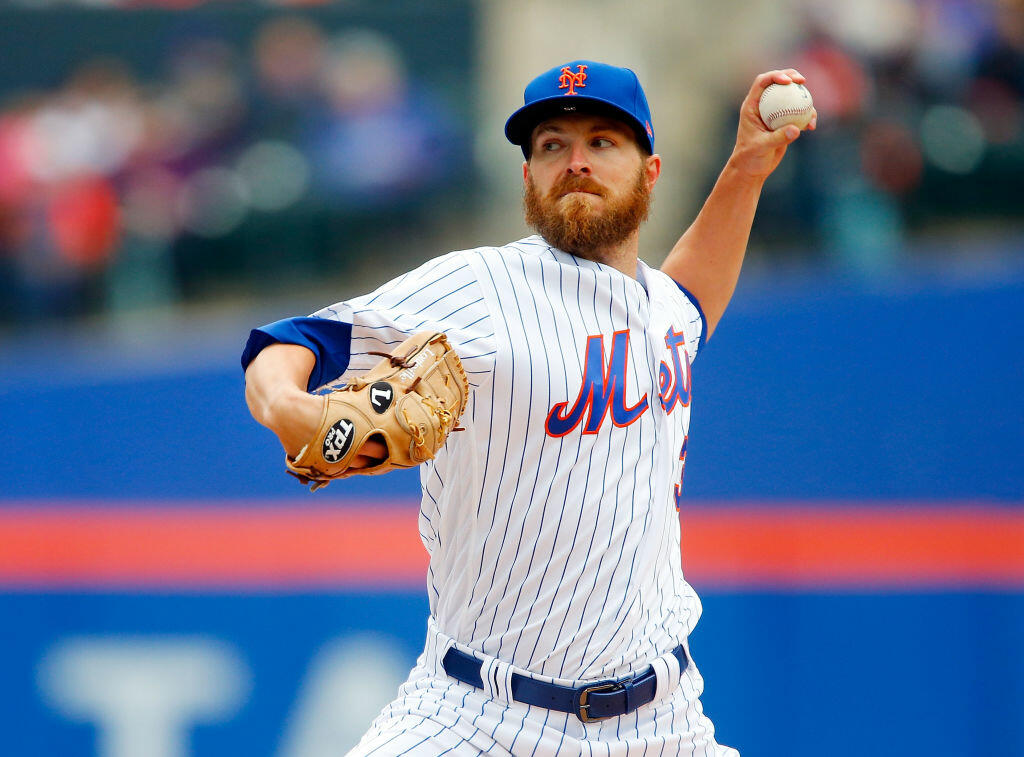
top-left (505, 60), bottom-right (654, 157)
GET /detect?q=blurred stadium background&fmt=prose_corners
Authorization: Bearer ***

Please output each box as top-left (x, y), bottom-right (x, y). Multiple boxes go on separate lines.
top-left (0, 0), bottom-right (1022, 755)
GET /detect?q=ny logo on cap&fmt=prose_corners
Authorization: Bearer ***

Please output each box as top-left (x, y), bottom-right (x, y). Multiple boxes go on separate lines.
top-left (558, 65), bottom-right (587, 95)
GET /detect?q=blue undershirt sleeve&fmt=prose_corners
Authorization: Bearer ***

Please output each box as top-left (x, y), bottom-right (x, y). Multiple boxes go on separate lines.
top-left (240, 317), bottom-right (353, 393)
top-left (672, 281), bottom-right (708, 357)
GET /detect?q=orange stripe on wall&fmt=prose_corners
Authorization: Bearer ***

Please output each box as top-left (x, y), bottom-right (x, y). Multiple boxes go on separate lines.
top-left (681, 505), bottom-right (1024, 589)
top-left (0, 502), bottom-right (1022, 590)
top-left (0, 503), bottom-right (426, 589)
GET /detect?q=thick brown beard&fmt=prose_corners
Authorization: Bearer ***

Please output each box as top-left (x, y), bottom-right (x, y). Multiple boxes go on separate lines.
top-left (523, 164), bottom-right (652, 258)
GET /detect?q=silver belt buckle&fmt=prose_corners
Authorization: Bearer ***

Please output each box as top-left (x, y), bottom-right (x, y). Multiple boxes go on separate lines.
top-left (577, 681), bottom-right (623, 723)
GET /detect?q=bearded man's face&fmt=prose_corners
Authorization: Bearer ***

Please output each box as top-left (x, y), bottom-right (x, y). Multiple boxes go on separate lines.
top-left (524, 164), bottom-right (651, 257)
top-left (522, 114), bottom-right (653, 259)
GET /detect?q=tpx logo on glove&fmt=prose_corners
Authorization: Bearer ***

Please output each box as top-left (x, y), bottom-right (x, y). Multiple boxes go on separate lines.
top-left (322, 419), bottom-right (355, 463)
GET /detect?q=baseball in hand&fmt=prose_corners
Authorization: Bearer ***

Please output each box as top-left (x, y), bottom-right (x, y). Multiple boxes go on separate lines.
top-left (758, 82), bottom-right (814, 131)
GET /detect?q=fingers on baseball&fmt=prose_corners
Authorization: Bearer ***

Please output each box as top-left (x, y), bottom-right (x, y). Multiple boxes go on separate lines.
top-left (752, 126), bottom-right (798, 156)
top-left (745, 68), bottom-right (807, 109)
top-left (764, 68), bottom-right (804, 85)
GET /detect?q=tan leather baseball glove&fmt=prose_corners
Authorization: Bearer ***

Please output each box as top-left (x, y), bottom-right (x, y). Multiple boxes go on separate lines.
top-left (285, 332), bottom-right (469, 491)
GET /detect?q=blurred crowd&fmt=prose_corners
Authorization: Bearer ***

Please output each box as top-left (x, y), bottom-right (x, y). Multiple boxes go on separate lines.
top-left (0, 13), bottom-right (470, 324)
top-left (743, 0), bottom-right (1024, 269)
top-left (1, 1), bottom-right (1022, 327)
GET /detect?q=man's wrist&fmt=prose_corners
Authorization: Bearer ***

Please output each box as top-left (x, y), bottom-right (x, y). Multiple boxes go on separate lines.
top-left (722, 154), bottom-right (771, 188)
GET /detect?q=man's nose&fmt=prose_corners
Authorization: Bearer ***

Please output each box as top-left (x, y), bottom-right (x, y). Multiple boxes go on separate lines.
top-left (566, 141), bottom-right (591, 175)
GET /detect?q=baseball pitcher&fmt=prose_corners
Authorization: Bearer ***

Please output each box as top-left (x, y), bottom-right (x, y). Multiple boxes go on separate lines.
top-left (243, 60), bottom-right (815, 756)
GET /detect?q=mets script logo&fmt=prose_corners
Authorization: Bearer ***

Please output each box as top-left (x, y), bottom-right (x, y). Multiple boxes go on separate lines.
top-left (545, 330), bottom-right (646, 437)
top-left (657, 327), bottom-right (692, 414)
top-left (558, 65), bottom-right (588, 96)
top-left (545, 327), bottom-right (692, 437)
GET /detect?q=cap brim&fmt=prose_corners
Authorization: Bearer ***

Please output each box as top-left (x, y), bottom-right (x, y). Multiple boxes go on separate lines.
top-left (504, 96), bottom-right (652, 153)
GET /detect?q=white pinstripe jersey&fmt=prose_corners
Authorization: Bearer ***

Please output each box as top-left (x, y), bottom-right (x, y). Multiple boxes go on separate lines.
top-left (314, 235), bottom-right (706, 683)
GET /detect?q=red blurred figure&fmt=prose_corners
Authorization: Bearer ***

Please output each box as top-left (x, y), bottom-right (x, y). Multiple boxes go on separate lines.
top-left (47, 176), bottom-right (120, 268)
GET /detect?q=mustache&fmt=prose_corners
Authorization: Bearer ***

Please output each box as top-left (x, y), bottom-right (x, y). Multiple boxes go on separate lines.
top-left (523, 162), bottom-right (652, 257)
top-left (548, 175), bottom-right (606, 199)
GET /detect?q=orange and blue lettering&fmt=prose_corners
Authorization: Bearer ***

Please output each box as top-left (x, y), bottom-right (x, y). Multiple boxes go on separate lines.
top-left (545, 330), bottom-right (649, 437)
top-left (658, 327), bottom-right (691, 414)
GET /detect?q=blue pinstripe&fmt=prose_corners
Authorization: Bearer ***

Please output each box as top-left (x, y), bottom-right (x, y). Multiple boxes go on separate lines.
top-left (508, 256), bottom-right (575, 665)
top-left (479, 253), bottom-right (538, 646)
top-left (496, 253), bottom-right (569, 657)
top-left (465, 258), bottom-right (517, 637)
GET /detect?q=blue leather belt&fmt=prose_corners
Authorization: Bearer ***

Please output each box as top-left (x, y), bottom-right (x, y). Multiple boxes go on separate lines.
top-left (441, 644), bottom-right (688, 723)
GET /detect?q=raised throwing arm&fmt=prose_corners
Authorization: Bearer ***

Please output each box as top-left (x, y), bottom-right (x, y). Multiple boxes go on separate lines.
top-left (660, 68), bottom-right (816, 340)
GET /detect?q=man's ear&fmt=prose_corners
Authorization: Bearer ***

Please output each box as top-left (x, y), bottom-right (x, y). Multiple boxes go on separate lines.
top-left (522, 161), bottom-right (530, 187)
top-left (645, 154), bottom-right (662, 190)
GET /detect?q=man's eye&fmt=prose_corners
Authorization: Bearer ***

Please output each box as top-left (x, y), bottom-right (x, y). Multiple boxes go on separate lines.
top-left (542, 141), bottom-right (561, 151)
top-left (592, 137), bottom-right (613, 148)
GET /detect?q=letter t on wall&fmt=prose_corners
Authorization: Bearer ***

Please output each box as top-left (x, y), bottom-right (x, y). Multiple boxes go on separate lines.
top-left (37, 637), bottom-right (249, 757)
